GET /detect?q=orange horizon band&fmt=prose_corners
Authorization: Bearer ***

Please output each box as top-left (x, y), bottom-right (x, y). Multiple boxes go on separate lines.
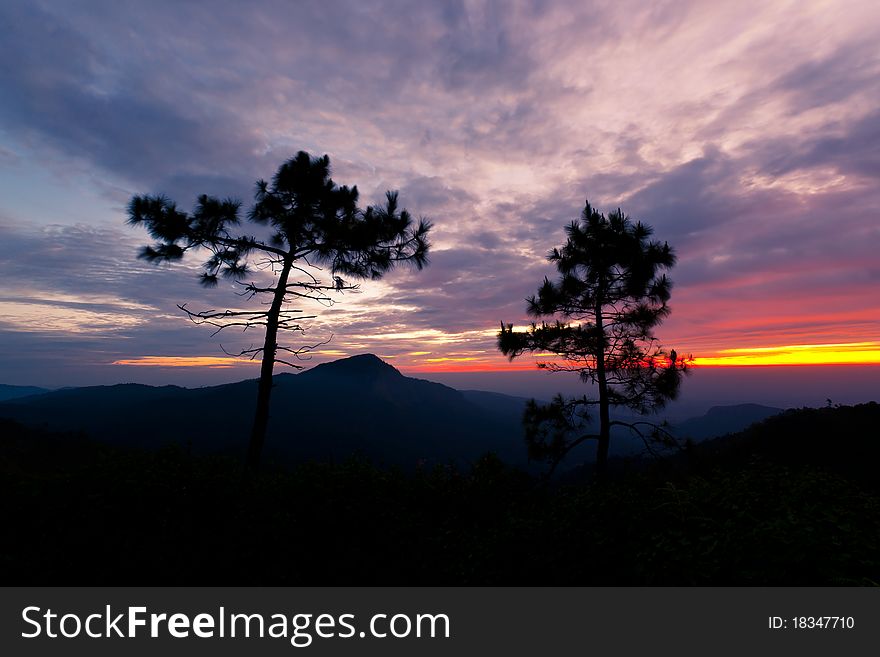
top-left (111, 341), bottom-right (880, 371)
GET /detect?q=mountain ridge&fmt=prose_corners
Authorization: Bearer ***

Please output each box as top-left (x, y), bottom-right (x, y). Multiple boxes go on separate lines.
top-left (0, 384), bottom-right (51, 402)
top-left (0, 354), bottom-right (530, 469)
top-left (0, 354), bottom-right (791, 468)
top-left (300, 353), bottom-right (403, 379)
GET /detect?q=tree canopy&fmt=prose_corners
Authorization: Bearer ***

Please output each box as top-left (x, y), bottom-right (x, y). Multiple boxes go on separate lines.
top-left (499, 201), bottom-right (688, 475)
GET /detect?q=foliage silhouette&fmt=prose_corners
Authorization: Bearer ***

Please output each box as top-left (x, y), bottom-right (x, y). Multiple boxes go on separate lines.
top-left (127, 152), bottom-right (431, 469)
top-left (499, 201), bottom-right (689, 476)
top-left (3, 404), bottom-right (879, 585)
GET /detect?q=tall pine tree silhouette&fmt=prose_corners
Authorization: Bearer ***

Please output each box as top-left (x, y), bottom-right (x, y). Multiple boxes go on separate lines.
top-left (499, 201), bottom-right (688, 476)
top-left (128, 151), bottom-right (431, 469)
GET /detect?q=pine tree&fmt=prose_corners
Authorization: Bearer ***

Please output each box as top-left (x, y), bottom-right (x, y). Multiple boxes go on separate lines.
top-left (128, 151), bottom-right (431, 469)
top-left (499, 201), bottom-right (688, 475)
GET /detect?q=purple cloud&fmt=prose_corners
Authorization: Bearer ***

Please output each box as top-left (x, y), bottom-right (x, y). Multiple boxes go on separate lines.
top-left (0, 0), bottom-right (878, 384)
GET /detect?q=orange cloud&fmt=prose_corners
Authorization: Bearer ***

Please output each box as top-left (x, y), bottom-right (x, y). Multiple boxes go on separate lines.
top-left (112, 356), bottom-right (258, 369)
top-left (404, 359), bottom-right (542, 373)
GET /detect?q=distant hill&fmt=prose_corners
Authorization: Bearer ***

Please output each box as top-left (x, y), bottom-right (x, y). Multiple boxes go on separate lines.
top-left (460, 389), bottom-right (537, 417)
top-left (0, 354), bottom-right (820, 470)
top-left (0, 384), bottom-right (49, 402)
top-left (520, 402), bottom-right (786, 466)
top-left (670, 403), bottom-right (784, 441)
top-left (687, 402), bottom-right (880, 487)
top-left (0, 362), bottom-right (800, 471)
top-left (0, 354), bottom-right (532, 469)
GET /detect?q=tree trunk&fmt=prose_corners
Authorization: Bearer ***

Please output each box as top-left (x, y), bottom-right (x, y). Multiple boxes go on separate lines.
top-left (596, 371), bottom-right (610, 477)
top-left (246, 257), bottom-right (293, 471)
top-left (595, 302), bottom-right (610, 478)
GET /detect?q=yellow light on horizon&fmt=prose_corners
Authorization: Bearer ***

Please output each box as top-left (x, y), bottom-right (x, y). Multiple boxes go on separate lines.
top-left (110, 340), bottom-right (880, 374)
top-left (693, 341), bottom-right (880, 366)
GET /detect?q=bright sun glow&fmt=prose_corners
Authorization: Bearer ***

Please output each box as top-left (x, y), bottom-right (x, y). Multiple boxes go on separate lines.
top-left (692, 342), bottom-right (880, 366)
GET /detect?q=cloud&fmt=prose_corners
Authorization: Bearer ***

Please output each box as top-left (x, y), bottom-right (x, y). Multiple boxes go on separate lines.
top-left (0, 0), bottom-right (878, 383)
top-left (756, 110), bottom-right (880, 181)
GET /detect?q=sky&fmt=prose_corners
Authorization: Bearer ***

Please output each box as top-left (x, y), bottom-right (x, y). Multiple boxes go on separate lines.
top-left (0, 0), bottom-right (879, 402)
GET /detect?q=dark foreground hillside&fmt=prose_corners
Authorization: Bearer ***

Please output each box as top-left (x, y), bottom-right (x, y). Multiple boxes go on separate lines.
top-left (2, 404), bottom-right (879, 585)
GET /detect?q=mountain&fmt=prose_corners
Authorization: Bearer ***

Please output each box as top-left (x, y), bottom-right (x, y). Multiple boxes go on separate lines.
top-left (0, 358), bottom-right (795, 470)
top-left (686, 402), bottom-right (880, 488)
top-left (0, 384), bottom-right (49, 402)
top-left (0, 354), bottom-right (532, 469)
top-left (460, 389), bottom-right (536, 417)
top-left (506, 402), bottom-right (787, 467)
top-left (304, 353), bottom-right (403, 380)
top-left (670, 403), bottom-right (784, 441)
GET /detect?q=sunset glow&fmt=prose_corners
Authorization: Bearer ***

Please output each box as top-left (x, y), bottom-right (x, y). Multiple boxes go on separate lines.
top-left (107, 340), bottom-right (880, 373)
top-left (692, 342), bottom-right (880, 367)
top-left (112, 356), bottom-right (259, 369)
top-left (5, 0), bottom-right (880, 602)
top-left (0, 1), bottom-right (878, 390)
